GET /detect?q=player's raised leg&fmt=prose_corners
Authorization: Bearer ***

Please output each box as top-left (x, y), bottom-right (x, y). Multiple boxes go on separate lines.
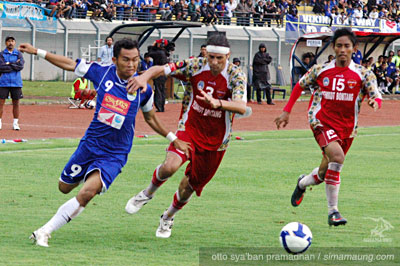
top-left (125, 150), bottom-right (183, 214)
top-left (291, 157), bottom-right (327, 207)
top-left (30, 171), bottom-right (102, 247)
top-left (156, 176), bottom-right (193, 238)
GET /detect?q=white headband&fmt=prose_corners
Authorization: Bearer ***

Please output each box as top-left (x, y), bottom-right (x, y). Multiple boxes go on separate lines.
top-left (206, 45), bottom-right (230, 55)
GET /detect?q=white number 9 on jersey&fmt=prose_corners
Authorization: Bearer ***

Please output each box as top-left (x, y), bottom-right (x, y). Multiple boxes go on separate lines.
top-left (70, 164), bottom-right (82, 177)
top-left (105, 80), bottom-right (114, 92)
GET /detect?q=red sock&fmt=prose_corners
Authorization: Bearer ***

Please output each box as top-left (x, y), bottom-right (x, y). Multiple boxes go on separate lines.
top-left (172, 192), bottom-right (188, 210)
top-left (325, 169), bottom-right (340, 185)
top-left (151, 167), bottom-right (166, 187)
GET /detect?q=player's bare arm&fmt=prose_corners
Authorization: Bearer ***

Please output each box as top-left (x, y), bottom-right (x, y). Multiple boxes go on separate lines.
top-left (274, 111), bottom-right (290, 129)
top-left (196, 89), bottom-right (246, 114)
top-left (18, 43), bottom-right (76, 71)
top-left (142, 109), bottom-right (192, 156)
top-left (127, 65), bottom-right (165, 94)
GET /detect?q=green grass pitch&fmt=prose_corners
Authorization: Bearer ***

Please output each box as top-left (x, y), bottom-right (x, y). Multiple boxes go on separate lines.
top-left (1, 127), bottom-right (399, 265)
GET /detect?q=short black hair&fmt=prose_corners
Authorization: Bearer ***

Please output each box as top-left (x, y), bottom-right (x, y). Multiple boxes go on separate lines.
top-left (113, 38), bottom-right (139, 59)
top-left (201, 44), bottom-right (207, 48)
top-left (105, 36), bottom-right (113, 42)
top-left (5, 36), bottom-right (15, 42)
top-left (302, 53), bottom-right (311, 61)
top-left (207, 33), bottom-right (230, 48)
top-left (332, 28), bottom-right (357, 46)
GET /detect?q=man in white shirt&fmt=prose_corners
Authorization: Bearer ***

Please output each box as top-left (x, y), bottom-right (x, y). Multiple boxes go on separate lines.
top-left (369, 6), bottom-right (379, 19)
top-left (225, 0), bottom-right (237, 25)
top-left (353, 5), bottom-right (363, 19)
top-left (97, 36), bottom-right (114, 65)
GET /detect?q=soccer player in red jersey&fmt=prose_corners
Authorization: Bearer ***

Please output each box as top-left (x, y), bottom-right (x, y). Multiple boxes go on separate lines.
top-left (125, 34), bottom-right (247, 238)
top-left (275, 28), bottom-right (382, 226)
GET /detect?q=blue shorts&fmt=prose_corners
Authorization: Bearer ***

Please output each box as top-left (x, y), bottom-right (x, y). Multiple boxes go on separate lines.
top-left (60, 140), bottom-right (128, 193)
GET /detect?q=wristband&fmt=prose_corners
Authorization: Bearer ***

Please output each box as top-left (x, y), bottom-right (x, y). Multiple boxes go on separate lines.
top-left (166, 132), bottom-right (177, 142)
top-left (218, 99), bottom-right (223, 109)
top-left (36, 49), bottom-right (47, 59)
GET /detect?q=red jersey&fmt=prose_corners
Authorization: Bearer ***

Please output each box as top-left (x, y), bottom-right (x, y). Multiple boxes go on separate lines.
top-left (287, 60), bottom-right (381, 139)
top-left (167, 57), bottom-right (247, 151)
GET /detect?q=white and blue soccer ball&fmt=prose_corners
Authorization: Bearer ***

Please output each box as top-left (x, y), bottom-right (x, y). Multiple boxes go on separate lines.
top-left (279, 222), bottom-right (312, 254)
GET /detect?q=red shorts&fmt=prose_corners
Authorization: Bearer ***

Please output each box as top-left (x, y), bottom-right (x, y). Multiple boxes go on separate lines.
top-left (167, 130), bottom-right (226, 196)
top-left (74, 90), bottom-right (82, 100)
top-left (312, 125), bottom-right (354, 155)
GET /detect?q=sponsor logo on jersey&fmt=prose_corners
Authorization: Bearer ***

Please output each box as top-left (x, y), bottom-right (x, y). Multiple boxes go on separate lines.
top-left (197, 80), bottom-right (205, 90)
top-left (127, 91), bottom-right (137, 101)
top-left (347, 79), bottom-right (357, 89)
top-left (216, 90), bottom-right (226, 98)
top-left (97, 107), bottom-right (125, 130)
top-left (323, 77), bottom-right (330, 87)
top-left (102, 93), bottom-right (131, 115)
top-left (208, 81), bottom-right (216, 85)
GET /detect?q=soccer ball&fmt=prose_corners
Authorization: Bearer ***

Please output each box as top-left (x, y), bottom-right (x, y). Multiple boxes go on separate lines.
top-left (279, 222), bottom-right (312, 254)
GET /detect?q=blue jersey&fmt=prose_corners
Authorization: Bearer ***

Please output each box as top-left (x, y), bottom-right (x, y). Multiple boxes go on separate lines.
top-left (74, 59), bottom-right (153, 155)
top-left (387, 62), bottom-right (396, 76)
top-left (352, 50), bottom-right (363, 64)
top-left (60, 59), bottom-right (153, 192)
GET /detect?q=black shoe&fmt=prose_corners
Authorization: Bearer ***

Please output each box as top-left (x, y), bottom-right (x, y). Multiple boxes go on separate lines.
top-left (267, 102), bottom-right (275, 105)
top-left (291, 175), bottom-right (306, 207)
top-left (328, 211), bottom-right (347, 227)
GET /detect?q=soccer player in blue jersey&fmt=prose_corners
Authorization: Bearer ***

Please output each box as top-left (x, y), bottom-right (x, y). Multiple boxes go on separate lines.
top-left (18, 39), bottom-right (191, 247)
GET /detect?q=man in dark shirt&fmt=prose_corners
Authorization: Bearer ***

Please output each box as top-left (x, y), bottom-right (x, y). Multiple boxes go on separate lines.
top-left (252, 43), bottom-right (274, 105)
top-left (147, 39), bottom-right (174, 112)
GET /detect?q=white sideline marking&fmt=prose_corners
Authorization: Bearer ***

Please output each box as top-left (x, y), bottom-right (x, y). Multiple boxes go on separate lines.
top-left (1, 132), bottom-right (399, 154)
top-left (0, 123), bottom-right (86, 130)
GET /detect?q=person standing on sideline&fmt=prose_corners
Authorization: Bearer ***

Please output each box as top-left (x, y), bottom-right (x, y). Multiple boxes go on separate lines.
top-left (97, 36), bottom-right (114, 64)
top-left (139, 52), bottom-right (153, 73)
top-left (274, 28), bottom-right (382, 227)
top-left (0, 36), bottom-right (24, 130)
top-left (198, 44), bottom-right (207, 58)
top-left (125, 34), bottom-right (247, 238)
top-left (252, 43), bottom-right (274, 105)
top-left (147, 39), bottom-right (173, 112)
top-left (19, 39), bottom-right (190, 247)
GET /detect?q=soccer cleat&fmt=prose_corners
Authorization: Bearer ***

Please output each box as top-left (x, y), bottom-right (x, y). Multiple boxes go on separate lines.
top-left (156, 215), bottom-right (174, 238)
top-left (13, 122), bottom-right (20, 131)
top-left (30, 228), bottom-right (51, 247)
top-left (125, 190), bottom-right (152, 214)
top-left (291, 175), bottom-right (306, 207)
top-left (328, 211), bottom-right (347, 227)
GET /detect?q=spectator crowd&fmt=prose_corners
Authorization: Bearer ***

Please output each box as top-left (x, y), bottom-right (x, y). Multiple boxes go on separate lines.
top-left (13, 0), bottom-right (298, 26)
top-left (312, 0), bottom-right (400, 24)
top-left (10, 0), bottom-right (400, 28)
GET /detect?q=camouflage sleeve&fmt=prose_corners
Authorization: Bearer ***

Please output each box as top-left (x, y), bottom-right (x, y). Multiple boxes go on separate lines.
top-left (298, 65), bottom-right (320, 89)
top-left (169, 57), bottom-right (203, 80)
top-left (229, 66), bottom-right (247, 101)
top-left (362, 68), bottom-right (382, 100)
